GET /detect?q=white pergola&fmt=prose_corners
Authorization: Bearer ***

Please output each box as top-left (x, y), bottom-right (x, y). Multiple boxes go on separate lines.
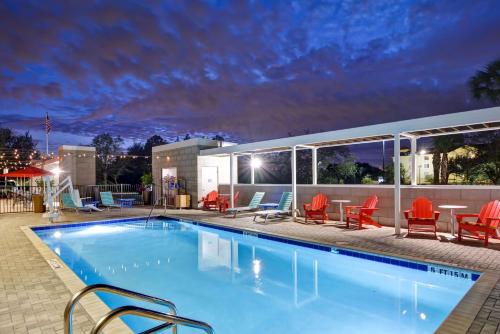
top-left (200, 106), bottom-right (500, 234)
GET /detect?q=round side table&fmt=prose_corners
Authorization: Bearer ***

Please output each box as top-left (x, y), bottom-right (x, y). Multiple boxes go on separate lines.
top-left (331, 200), bottom-right (351, 223)
top-left (438, 204), bottom-right (468, 238)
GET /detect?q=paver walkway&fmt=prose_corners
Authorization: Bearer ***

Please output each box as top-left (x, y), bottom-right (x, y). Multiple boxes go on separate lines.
top-left (0, 208), bottom-right (498, 333)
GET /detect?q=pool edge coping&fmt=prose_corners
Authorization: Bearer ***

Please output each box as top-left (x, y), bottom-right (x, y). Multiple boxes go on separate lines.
top-left (24, 214), bottom-right (499, 334)
top-left (20, 225), bottom-right (134, 334)
top-left (163, 214), bottom-right (498, 334)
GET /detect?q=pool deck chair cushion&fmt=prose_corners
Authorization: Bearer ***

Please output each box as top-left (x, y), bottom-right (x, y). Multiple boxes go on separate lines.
top-left (100, 191), bottom-right (121, 210)
top-left (226, 192), bottom-right (265, 217)
top-left (61, 192), bottom-right (102, 214)
top-left (253, 192), bottom-right (293, 223)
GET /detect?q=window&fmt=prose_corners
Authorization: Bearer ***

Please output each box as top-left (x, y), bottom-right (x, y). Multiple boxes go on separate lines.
top-left (424, 164), bottom-right (429, 168)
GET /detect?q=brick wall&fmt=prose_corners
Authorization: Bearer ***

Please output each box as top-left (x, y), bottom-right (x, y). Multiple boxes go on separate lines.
top-left (219, 184), bottom-right (499, 232)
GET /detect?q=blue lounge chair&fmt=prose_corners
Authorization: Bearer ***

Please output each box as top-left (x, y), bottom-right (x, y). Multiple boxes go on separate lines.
top-left (253, 192), bottom-right (293, 223)
top-left (226, 192), bottom-right (265, 217)
top-left (99, 191), bottom-right (122, 210)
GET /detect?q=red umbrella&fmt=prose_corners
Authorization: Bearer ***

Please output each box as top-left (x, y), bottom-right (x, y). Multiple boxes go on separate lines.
top-left (0, 166), bottom-right (53, 178)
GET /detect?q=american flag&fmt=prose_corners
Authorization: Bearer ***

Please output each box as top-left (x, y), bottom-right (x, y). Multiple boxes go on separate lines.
top-left (44, 112), bottom-right (51, 134)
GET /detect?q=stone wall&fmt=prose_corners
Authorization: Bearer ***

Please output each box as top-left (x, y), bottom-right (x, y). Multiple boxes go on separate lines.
top-left (152, 139), bottom-right (222, 207)
top-left (58, 145), bottom-right (96, 186)
top-left (218, 184), bottom-right (499, 232)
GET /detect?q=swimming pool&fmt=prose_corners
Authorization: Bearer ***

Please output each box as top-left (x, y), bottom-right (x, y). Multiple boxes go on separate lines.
top-left (33, 217), bottom-right (478, 334)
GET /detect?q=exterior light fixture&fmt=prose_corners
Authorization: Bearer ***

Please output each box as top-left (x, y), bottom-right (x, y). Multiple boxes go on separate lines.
top-left (52, 167), bottom-right (62, 176)
top-left (250, 157), bottom-right (262, 169)
top-left (419, 150), bottom-right (427, 155)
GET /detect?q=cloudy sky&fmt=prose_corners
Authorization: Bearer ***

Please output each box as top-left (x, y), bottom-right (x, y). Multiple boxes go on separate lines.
top-left (1, 0), bottom-right (499, 151)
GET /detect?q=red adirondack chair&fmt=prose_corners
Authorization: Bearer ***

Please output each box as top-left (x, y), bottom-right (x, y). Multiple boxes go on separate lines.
top-left (404, 197), bottom-right (440, 238)
top-left (303, 193), bottom-right (329, 223)
top-left (456, 200), bottom-right (500, 247)
top-left (200, 190), bottom-right (219, 210)
top-left (219, 191), bottom-right (240, 213)
top-left (345, 195), bottom-right (380, 229)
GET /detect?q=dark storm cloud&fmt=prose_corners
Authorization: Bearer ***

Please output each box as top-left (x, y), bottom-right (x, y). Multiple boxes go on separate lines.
top-left (0, 0), bottom-right (499, 148)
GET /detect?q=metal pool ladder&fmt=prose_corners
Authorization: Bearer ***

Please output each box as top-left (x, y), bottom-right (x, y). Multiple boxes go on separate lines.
top-left (64, 283), bottom-right (213, 334)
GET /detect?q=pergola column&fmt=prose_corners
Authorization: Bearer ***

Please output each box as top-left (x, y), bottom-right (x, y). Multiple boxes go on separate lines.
top-left (250, 153), bottom-right (255, 185)
top-left (394, 133), bottom-right (401, 235)
top-left (229, 153), bottom-right (235, 209)
top-left (291, 145), bottom-right (297, 220)
top-left (312, 147), bottom-right (318, 185)
top-left (410, 137), bottom-right (418, 186)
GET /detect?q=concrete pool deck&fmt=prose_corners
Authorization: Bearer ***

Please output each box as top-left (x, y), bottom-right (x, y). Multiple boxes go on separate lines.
top-left (1, 208), bottom-right (499, 333)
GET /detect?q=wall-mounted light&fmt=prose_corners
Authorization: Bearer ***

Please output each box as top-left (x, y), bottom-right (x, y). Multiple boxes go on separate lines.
top-left (419, 150), bottom-right (427, 155)
top-left (250, 157), bottom-right (262, 169)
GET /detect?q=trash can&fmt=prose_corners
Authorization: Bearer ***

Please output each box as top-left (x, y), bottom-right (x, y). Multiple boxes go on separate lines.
top-left (32, 194), bottom-right (45, 213)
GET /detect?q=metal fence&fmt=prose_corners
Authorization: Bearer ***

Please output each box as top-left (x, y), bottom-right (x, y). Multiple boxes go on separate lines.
top-left (0, 186), bottom-right (43, 213)
top-left (75, 184), bottom-right (145, 206)
top-left (0, 184), bottom-right (144, 214)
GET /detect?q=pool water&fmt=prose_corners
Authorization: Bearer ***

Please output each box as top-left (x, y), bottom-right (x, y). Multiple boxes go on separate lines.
top-left (34, 218), bottom-right (476, 334)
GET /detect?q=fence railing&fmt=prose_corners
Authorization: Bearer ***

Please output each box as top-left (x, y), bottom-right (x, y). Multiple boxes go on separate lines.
top-left (0, 184), bottom-right (145, 214)
top-left (0, 185), bottom-right (43, 213)
top-left (75, 184), bottom-right (145, 206)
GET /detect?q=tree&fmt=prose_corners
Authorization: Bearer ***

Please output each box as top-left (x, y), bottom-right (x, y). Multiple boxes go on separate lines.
top-left (317, 146), bottom-right (352, 183)
top-left (212, 134), bottom-right (224, 141)
top-left (144, 135), bottom-right (167, 170)
top-left (470, 131), bottom-right (500, 185)
top-left (0, 128), bottom-right (38, 170)
top-left (468, 59), bottom-right (500, 104)
top-left (91, 134), bottom-right (123, 184)
top-left (431, 134), bottom-right (464, 184)
top-left (144, 135), bottom-right (167, 157)
top-left (0, 128), bottom-right (14, 148)
top-left (384, 163), bottom-right (409, 185)
top-left (448, 154), bottom-right (477, 184)
top-left (120, 142), bottom-right (148, 184)
top-left (183, 133), bottom-right (191, 140)
top-left (12, 132), bottom-right (37, 162)
top-left (335, 158), bottom-right (357, 184)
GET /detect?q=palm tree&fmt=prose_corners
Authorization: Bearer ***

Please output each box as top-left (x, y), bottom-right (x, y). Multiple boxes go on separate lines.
top-left (432, 135), bottom-right (464, 184)
top-left (468, 59), bottom-right (500, 104)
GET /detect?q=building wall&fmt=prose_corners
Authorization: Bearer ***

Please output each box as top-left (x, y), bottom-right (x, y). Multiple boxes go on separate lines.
top-left (400, 153), bottom-right (433, 183)
top-left (58, 145), bottom-right (96, 186)
top-left (152, 139), bottom-right (227, 207)
top-left (197, 155), bottom-right (234, 202)
top-left (218, 183), bottom-right (499, 232)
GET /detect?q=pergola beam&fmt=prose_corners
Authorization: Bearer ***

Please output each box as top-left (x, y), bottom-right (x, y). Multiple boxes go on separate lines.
top-left (312, 147), bottom-right (318, 185)
top-left (229, 153), bottom-right (235, 209)
top-left (394, 133), bottom-right (401, 235)
top-left (291, 146), bottom-right (297, 220)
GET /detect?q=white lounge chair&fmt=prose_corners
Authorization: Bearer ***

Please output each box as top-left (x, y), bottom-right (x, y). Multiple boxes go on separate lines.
top-left (61, 191), bottom-right (102, 214)
top-left (226, 192), bottom-right (265, 217)
top-left (253, 192), bottom-right (293, 223)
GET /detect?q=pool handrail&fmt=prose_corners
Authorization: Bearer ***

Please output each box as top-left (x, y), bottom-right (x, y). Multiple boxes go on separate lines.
top-left (90, 305), bottom-right (214, 334)
top-left (64, 283), bottom-right (178, 334)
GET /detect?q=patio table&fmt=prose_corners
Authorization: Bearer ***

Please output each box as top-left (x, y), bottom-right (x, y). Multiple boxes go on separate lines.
top-left (119, 198), bottom-right (136, 208)
top-left (331, 199), bottom-right (351, 223)
top-left (259, 203), bottom-right (279, 210)
top-left (438, 204), bottom-right (468, 238)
